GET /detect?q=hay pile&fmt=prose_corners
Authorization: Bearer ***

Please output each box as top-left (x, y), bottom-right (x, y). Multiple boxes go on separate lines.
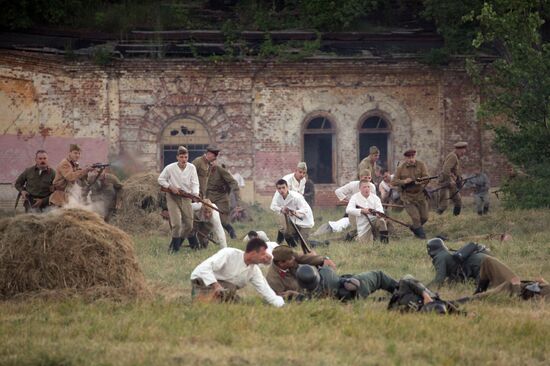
top-left (0, 209), bottom-right (149, 300)
top-left (112, 172), bottom-right (168, 233)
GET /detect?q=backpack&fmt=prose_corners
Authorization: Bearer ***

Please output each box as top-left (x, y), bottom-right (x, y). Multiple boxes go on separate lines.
top-left (452, 242), bottom-right (489, 264)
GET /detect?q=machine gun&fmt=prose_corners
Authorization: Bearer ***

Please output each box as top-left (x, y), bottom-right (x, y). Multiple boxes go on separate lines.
top-left (160, 186), bottom-right (224, 214)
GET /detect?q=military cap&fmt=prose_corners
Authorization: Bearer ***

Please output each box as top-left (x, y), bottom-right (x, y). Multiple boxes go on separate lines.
top-left (69, 144), bottom-right (81, 152)
top-left (297, 162), bottom-right (308, 172)
top-left (403, 149), bottom-right (416, 157)
top-left (177, 146), bottom-right (188, 155)
top-left (369, 146), bottom-right (380, 154)
top-left (206, 146), bottom-right (220, 155)
top-left (272, 245), bottom-right (295, 262)
top-left (454, 141), bottom-right (468, 149)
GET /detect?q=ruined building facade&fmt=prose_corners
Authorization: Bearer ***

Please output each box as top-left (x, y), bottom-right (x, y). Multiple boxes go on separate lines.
top-left (0, 51), bottom-right (506, 208)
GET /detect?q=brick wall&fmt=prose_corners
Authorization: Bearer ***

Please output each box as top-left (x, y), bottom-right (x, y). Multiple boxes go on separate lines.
top-left (0, 51), bottom-right (505, 208)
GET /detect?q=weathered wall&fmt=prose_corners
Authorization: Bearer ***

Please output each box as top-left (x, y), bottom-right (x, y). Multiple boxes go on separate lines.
top-left (0, 51), bottom-right (503, 209)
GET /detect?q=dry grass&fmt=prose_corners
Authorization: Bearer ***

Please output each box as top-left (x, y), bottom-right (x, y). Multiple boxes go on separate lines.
top-left (0, 199), bottom-right (549, 365)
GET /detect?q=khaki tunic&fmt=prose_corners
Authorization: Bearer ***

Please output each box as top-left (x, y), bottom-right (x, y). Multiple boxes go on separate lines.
top-left (358, 155), bottom-right (376, 177)
top-left (192, 155), bottom-right (212, 198)
top-left (89, 173), bottom-right (123, 220)
top-left (49, 158), bottom-right (88, 207)
top-left (391, 159), bottom-right (429, 228)
top-left (438, 152), bottom-right (462, 210)
top-left (265, 254), bottom-right (325, 295)
top-left (206, 165), bottom-right (241, 225)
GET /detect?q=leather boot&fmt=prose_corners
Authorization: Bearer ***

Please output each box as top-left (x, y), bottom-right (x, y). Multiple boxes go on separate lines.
top-left (276, 230), bottom-right (284, 244)
top-left (411, 226), bottom-right (426, 239)
top-left (169, 237), bottom-right (183, 253)
top-left (379, 231), bottom-right (389, 244)
top-left (168, 237), bottom-right (177, 253)
top-left (188, 234), bottom-right (201, 250)
top-left (222, 224), bottom-right (237, 239)
top-left (474, 279), bottom-right (490, 294)
top-left (285, 236), bottom-right (297, 248)
top-left (453, 206), bottom-right (461, 216)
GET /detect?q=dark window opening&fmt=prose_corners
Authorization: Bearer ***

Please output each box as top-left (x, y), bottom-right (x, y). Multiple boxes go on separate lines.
top-left (304, 116), bottom-right (335, 184)
top-left (359, 115), bottom-right (391, 171)
top-left (163, 144), bottom-right (208, 167)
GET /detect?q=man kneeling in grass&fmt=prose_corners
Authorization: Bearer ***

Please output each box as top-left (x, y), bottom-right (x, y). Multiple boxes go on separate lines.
top-left (190, 238), bottom-right (285, 307)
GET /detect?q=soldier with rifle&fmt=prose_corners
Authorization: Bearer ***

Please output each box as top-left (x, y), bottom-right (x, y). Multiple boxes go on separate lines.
top-left (86, 165), bottom-right (122, 222)
top-left (189, 199), bottom-right (227, 249)
top-left (346, 179), bottom-right (389, 243)
top-left (270, 178), bottom-right (314, 247)
top-left (158, 145), bottom-right (200, 253)
top-left (462, 172), bottom-right (491, 215)
top-left (14, 149), bottom-right (56, 212)
top-left (391, 149), bottom-right (432, 239)
top-left (192, 146), bottom-right (219, 198)
top-left (437, 141), bottom-right (468, 216)
top-left (265, 245), bottom-right (336, 300)
top-left (50, 144), bottom-right (94, 207)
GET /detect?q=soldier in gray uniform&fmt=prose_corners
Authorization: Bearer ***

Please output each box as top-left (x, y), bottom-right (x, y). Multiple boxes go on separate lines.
top-left (463, 172), bottom-right (490, 215)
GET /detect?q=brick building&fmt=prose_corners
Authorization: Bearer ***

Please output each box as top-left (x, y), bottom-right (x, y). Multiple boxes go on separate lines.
top-left (0, 49), bottom-right (506, 209)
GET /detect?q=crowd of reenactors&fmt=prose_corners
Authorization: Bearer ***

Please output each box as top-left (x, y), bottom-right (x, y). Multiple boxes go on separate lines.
top-left (14, 142), bottom-right (547, 312)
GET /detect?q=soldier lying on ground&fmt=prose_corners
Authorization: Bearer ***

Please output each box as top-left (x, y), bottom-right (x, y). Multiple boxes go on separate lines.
top-left (189, 238), bottom-right (284, 307)
top-left (427, 237), bottom-right (518, 294)
top-left (388, 275), bottom-right (464, 315)
top-left (296, 264), bottom-right (398, 302)
top-left (458, 277), bottom-right (549, 302)
top-left (265, 245), bottom-right (336, 300)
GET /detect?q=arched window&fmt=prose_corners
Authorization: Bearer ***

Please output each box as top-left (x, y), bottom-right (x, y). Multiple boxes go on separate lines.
top-left (303, 116), bottom-right (335, 184)
top-left (358, 115), bottom-right (391, 170)
top-left (160, 117), bottom-right (211, 166)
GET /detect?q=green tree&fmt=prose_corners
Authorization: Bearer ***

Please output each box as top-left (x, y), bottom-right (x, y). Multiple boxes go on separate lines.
top-left (466, 0), bottom-right (550, 208)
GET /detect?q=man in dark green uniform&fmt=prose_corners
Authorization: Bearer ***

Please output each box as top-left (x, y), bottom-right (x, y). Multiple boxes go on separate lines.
top-left (192, 146), bottom-right (219, 198)
top-left (296, 264), bottom-right (398, 301)
top-left (14, 150), bottom-right (56, 212)
top-left (426, 237), bottom-right (518, 295)
top-left (206, 160), bottom-right (241, 239)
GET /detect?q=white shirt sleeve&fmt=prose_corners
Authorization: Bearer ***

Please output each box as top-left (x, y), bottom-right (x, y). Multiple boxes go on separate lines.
top-left (189, 166), bottom-right (200, 196)
top-left (346, 193), bottom-right (362, 217)
top-left (249, 265), bottom-right (285, 307)
top-left (334, 184), bottom-right (348, 201)
top-left (190, 249), bottom-right (229, 286)
top-left (158, 166), bottom-right (171, 188)
top-left (270, 192), bottom-right (283, 213)
top-left (210, 206), bottom-right (227, 248)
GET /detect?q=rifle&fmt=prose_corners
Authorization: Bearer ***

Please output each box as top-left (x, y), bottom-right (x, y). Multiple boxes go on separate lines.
top-left (402, 175), bottom-right (439, 189)
top-left (382, 203), bottom-right (405, 208)
top-left (195, 229), bottom-right (221, 247)
top-left (449, 175), bottom-right (477, 200)
top-left (88, 163), bottom-right (111, 186)
top-left (14, 191), bottom-right (21, 213)
top-left (356, 205), bottom-right (411, 228)
top-left (160, 186), bottom-right (224, 214)
top-left (284, 213), bottom-right (312, 254)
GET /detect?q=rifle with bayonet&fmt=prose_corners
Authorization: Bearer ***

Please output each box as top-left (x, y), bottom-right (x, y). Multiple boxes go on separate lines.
top-left (160, 186), bottom-right (224, 214)
top-left (284, 212), bottom-right (312, 254)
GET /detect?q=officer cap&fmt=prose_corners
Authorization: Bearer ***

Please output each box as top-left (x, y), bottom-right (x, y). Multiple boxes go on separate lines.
top-left (206, 146), bottom-right (220, 155)
top-left (427, 237), bottom-right (448, 258)
top-left (272, 245), bottom-right (295, 262)
top-left (454, 141), bottom-right (468, 149)
top-left (404, 149), bottom-right (416, 157)
top-left (296, 265), bottom-right (320, 291)
top-left (297, 162), bottom-right (308, 172)
top-left (69, 144), bottom-right (81, 152)
top-left (369, 146), bottom-right (380, 154)
top-left (177, 146), bottom-right (188, 155)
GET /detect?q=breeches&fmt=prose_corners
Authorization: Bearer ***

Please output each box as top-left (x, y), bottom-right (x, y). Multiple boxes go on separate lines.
top-left (278, 215), bottom-right (310, 240)
top-left (438, 186), bottom-right (462, 211)
top-left (479, 256), bottom-right (518, 288)
top-left (166, 193), bottom-right (193, 238)
top-left (403, 195), bottom-right (428, 229)
top-left (354, 270), bottom-right (398, 298)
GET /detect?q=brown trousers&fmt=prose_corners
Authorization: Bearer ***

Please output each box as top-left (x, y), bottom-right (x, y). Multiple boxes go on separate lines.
top-left (278, 214), bottom-right (310, 240)
top-left (357, 218), bottom-right (387, 243)
top-left (191, 278), bottom-right (239, 303)
top-left (402, 193), bottom-right (428, 229)
top-left (438, 185), bottom-right (462, 212)
top-left (166, 193), bottom-right (193, 238)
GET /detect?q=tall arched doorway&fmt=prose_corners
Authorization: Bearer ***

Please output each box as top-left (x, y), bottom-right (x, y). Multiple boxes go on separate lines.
top-left (358, 115), bottom-right (391, 171)
top-left (303, 115), bottom-right (335, 184)
top-left (160, 116), bottom-right (211, 167)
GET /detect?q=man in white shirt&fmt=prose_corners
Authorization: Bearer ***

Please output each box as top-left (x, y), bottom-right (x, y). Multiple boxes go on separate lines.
top-left (346, 180), bottom-right (389, 244)
top-left (282, 162), bottom-right (307, 195)
top-left (158, 146), bottom-right (200, 252)
top-left (270, 179), bottom-right (314, 247)
top-left (379, 169), bottom-right (400, 204)
top-left (190, 238), bottom-right (285, 307)
top-left (189, 200), bottom-right (227, 249)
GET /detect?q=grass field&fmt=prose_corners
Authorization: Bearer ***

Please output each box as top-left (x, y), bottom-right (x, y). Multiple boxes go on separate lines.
top-left (1, 200), bottom-right (549, 365)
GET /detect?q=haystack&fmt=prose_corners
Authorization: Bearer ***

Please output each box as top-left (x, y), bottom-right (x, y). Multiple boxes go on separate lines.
top-left (0, 209), bottom-right (149, 300)
top-left (112, 172), bottom-right (168, 233)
